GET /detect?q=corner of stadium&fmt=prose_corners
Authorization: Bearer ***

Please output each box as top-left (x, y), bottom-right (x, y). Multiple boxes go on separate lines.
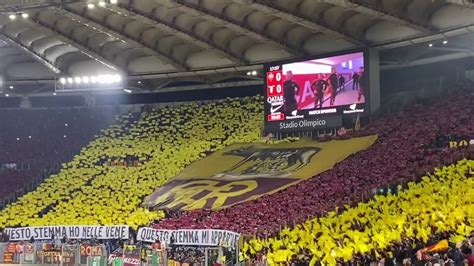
top-left (0, 0), bottom-right (473, 265)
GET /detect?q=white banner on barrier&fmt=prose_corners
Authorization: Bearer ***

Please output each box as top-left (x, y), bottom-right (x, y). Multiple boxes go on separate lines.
top-left (4, 225), bottom-right (129, 241)
top-left (137, 228), bottom-right (240, 247)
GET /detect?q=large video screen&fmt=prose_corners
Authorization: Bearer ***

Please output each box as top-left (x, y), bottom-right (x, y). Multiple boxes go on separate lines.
top-left (264, 51), bottom-right (367, 133)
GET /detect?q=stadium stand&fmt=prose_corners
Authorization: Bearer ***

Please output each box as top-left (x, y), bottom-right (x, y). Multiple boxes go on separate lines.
top-left (2, 1), bottom-right (474, 265)
top-left (0, 96), bottom-right (266, 228)
top-left (0, 108), bottom-right (119, 203)
top-left (0, 92), bottom-right (472, 265)
top-left (154, 91), bottom-right (474, 236)
top-left (242, 159), bottom-right (474, 265)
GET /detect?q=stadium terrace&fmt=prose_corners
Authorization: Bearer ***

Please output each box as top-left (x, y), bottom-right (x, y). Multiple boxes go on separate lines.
top-left (0, 1), bottom-right (474, 265)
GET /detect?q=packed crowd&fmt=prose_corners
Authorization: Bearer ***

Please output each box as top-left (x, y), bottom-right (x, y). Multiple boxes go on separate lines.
top-left (0, 96), bottom-right (266, 228)
top-left (0, 231), bottom-right (234, 266)
top-left (0, 108), bottom-right (119, 199)
top-left (242, 159), bottom-right (474, 265)
top-left (154, 92), bottom-right (474, 236)
top-left (168, 246), bottom-right (205, 265)
top-left (0, 91), bottom-right (473, 264)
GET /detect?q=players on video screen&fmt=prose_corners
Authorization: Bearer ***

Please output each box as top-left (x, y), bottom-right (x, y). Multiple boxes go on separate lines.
top-left (358, 67), bottom-right (365, 102)
top-left (283, 70), bottom-right (299, 116)
top-left (327, 67), bottom-right (339, 106)
top-left (279, 52), bottom-right (365, 115)
top-left (311, 74), bottom-right (328, 110)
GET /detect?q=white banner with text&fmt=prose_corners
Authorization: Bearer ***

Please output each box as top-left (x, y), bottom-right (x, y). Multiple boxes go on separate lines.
top-left (136, 228), bottom-right (240, 247)
top-left (4, 225), bottom-right (129, 241)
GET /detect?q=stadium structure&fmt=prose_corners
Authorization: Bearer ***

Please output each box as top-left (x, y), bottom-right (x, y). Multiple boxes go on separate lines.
top-left (0, 0), bottom-right (473, 266)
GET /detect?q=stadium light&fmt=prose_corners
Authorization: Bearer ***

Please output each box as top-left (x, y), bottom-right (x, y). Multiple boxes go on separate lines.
top-left (60, 73), bottom-right (123, 87)
top-left (109, 74), bottom-right (117, 83)
top-left (104, 74), bottom-right (114, 84)
top-left (110, 0), bottom-right (118, 4)
top-left (16, 137), bottom-right (19, 141)
top-left (9, 14), bottom-right (16, 20)
top-left (443, 40), bottom-right (448, 44)
top-left (97, 74), bottom-right (106, 84)
top-left (53, 92), bottom-right (57, 96)
top-left (21, 13), bottom-right (29, 19)
top-left (9, 85), bottom-right (13, 89)
top-left (87, 3), bottom-right (95, 9)
top-left (428, 43), bottom-right (433, 47)
top-left (98, 1), bottom-right (106, 7)
top-left (5, 94), bottom-right (9, 97)
top-left (112, 74), bottom-right (122, 83)
top-left (252, 70), bottom-right (257, 76)
top-left (123, 89), bottom-right (132, 93)
top-left (137, 81), bottom-right (142, 84)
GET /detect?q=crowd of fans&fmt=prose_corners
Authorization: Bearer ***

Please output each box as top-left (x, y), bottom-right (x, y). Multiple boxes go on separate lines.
top-left (0, 90), bottom-right (473, 264)
top-left (154, 92), bottom-right (474, 236)
top-left (0, 97), bottom-right (266, 229)
top-left (168, 246), bottom-right (205, 265)
top-left (242, 159), bottom-right (473, 265)
top-left (0, 108), bottom-right (119, 200)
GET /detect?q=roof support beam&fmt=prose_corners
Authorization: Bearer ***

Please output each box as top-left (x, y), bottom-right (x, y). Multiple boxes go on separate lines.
top-left (0, 31), bottom-right (61, 74)
top-left (174, 0), bottom-right (305, 56)
top-left (444, 0), bottom-right (474, 9)
top-left (112, 1), bottom-right (249, 65)
top-left (29, 12), bottom-right (125, 74)
top-left (381, 52), bottom-right (473, 70)
top-left (62, 5), bottom-right (190, 71)
top-left (0, 54), bottom-right (32, 74)
top-left (321, 0), bottom-right (437, 33)
top-left (235, 0), bottom-right (366, 46)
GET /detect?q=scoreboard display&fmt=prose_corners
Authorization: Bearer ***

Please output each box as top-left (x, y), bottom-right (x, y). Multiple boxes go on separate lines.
top-left (264, 51), bottom-right (367, 133)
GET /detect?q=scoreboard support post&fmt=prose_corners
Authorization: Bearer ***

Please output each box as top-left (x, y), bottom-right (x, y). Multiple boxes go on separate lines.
top-left (367, 48), bottom-right (380, 115)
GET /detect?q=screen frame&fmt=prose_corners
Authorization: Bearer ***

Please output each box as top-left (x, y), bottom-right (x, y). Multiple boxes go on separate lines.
top-left (263, 48), bottom-right (369, 134)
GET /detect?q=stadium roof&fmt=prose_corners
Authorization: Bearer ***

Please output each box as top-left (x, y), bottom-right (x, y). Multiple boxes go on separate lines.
top-left (1, 0), bottom-right (474, 95)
